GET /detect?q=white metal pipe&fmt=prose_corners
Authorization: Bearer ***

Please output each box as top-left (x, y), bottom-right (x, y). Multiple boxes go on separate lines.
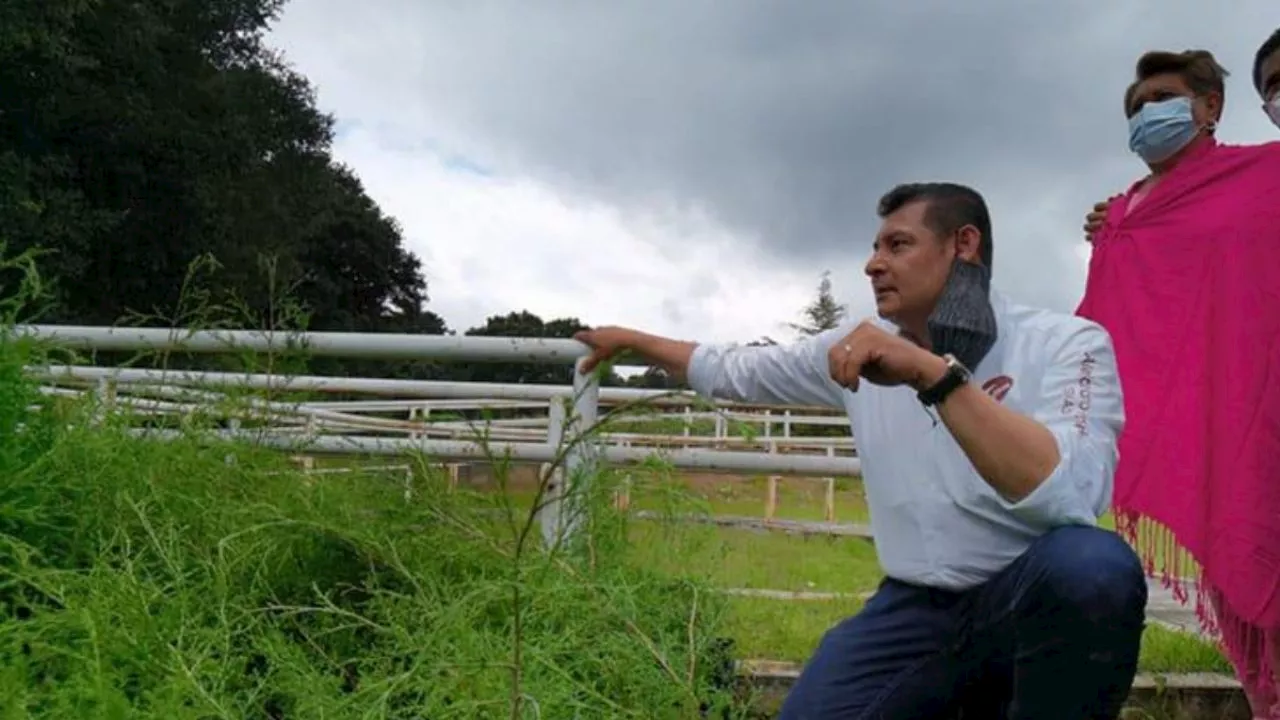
top-left (610, 410), bottom-right (848, 426)
top-left (30, 365), bottom-right (837, 412)
top-left (295, 399), bottom-right (547, 412)
top-left (102, 382), bottom-right (849, 431)
top-left (409, 426), bottom-right (856, 448)
top-left (84, 393), bottom-right (855, 451)
top-left (32, 364), bottom-right (688, 404)
top-left (88, 401), bottom-right (854, 451)
top-left (126, 428), bottom-right (862, 476)
top-left (17, 325), bottom-right (588, 364)
top-left (92, 388), bottom-right (851, 431)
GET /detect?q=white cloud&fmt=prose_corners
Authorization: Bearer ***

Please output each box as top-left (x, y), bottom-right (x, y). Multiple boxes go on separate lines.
top-left (268, 0), bottom-right (1279, 349)
top-left (331, 124), bottom-right (856, 344)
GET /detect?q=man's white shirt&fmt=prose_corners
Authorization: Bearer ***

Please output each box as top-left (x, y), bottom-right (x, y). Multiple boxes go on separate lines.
top-left (685, 290), bottom-right (1124, 591)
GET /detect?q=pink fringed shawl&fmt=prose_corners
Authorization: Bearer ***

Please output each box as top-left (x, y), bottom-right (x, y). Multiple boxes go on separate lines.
top-left (1077, 138), bottom-right (1280, 707)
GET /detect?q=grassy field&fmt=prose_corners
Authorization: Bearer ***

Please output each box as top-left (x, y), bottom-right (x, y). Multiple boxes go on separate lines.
top-left (489, 470), bottom-right (1230, 676)
top-left (0, 333), bottom-right (1232, 718)
top-left (615, 475), bottom-right (1231, 674)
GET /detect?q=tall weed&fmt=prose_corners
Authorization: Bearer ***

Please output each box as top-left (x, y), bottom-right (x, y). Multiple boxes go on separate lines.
top-left (0, 335), bottom-right (743, 719)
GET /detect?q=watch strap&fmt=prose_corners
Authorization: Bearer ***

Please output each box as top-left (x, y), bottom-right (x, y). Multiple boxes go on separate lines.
top-left (917, 354), bottom-right (970, 407)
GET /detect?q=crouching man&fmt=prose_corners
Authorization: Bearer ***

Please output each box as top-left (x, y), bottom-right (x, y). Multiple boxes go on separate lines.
top-left (576, 183), bottom-right (1147, 719)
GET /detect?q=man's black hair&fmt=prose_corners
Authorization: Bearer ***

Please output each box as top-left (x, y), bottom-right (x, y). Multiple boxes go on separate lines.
top-left (1254, 28), bottom-right (1280, 97)
top-left (876, 182), bottom-right (994, 270)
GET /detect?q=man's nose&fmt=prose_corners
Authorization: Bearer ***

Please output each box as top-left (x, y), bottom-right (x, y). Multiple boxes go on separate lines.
top-left (864, 253), bottom-right (886, 277)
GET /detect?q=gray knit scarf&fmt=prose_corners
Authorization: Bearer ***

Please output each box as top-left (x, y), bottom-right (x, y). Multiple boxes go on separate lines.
top-left (925, 259), bottom-right (997, 371)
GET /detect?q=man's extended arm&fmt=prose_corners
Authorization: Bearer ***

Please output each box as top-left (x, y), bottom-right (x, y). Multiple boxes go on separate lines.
top-left (930, 323), bottom-right (1122, 527)
top-left (576, 326), bottom-right (847, 408)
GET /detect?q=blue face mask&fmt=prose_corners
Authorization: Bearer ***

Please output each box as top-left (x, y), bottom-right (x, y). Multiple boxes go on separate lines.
top-left (1127, 96), bottom-right (1199, 164)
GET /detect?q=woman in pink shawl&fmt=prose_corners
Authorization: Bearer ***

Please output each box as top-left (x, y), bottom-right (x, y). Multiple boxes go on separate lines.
top-left (1077, 48), bottom-right (1280, 718)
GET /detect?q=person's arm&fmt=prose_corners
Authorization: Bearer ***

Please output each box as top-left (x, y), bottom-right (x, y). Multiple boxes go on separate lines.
top-left (602, 330), bottom-right (699, 379)
top-left (685, 329), bottom-right (848, 408)
top-left (929, 322), bottom-right (1122, 527)
top-left (578, 326), bottom-right (847, 408)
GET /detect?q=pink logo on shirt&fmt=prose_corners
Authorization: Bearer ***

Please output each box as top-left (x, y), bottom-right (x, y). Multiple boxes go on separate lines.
top-left (981, 375), bottom-right (1014, 402)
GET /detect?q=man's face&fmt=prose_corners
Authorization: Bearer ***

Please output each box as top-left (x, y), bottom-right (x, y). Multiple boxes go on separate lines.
top-left (864, 200), bottom-right (955, 329)
top-left (1260, 48), bottom-right (1280, 117)
top-left (1126, 72), bottom-right (1220, 128)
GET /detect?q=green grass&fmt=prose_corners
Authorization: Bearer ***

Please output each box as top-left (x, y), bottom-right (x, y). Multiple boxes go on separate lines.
top-left (611, 472), bottom-right (1231, 675)
top-left (418, 464), bottom-right (1231, 678)
top-left (716, 596), bottom-right (1230, 674)
top-left (0, 340), bottom-right (748, 718)
top-left (629, 523), bottom-right (877, 592)
top-left (233, 434), bottom-right (1239, 680)
top-left (0, 330), bottom-right (1233, 718)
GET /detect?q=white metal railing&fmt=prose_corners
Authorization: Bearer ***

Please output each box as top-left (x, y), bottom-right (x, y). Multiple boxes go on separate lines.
top-left (37, 368), bottom-right (856, 450)
top-left (29, 363), bottom-right (828, 409)
top-left (17, 324), bottom-right (863, 544)
top-left (17, 324), bottom-right (586, 364)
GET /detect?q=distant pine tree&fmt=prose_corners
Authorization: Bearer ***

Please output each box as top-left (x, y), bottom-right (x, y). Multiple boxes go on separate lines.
top-left (788, 271), bottom-right (847, 337)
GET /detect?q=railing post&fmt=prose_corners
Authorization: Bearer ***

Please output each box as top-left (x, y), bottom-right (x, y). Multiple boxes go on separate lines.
top-left (408, 406), bottom-right (421, 441)
top-left (559, 358), bottom-right (601, 543)
top-left (825, 445), bottom-right (839, 521)
top-left (91, 377), bottom-right (114, 426)
top-left (538, 395), bottom-right (568, 548)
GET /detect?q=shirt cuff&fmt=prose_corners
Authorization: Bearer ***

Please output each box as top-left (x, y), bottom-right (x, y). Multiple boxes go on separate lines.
top-left (685, 343), bottom-right (719, 398)
top-left (996, 432), bottom-right (1097, 530)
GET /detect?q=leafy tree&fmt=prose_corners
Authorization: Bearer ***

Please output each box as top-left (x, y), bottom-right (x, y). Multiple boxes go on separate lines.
top-left (622, 366), bottom-right (685, 390)
top-left (450, 311), bottom-right (611, 386)
top-left (0, 0), bottom-right (442, 367)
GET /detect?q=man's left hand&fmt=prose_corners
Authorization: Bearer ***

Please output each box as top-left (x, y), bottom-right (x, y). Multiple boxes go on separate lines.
top-left (827, 321), bottom-right (948, 392)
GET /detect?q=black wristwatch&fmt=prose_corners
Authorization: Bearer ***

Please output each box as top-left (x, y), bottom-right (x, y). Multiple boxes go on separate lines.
top-left (917, 353), bottom-right (971, 407)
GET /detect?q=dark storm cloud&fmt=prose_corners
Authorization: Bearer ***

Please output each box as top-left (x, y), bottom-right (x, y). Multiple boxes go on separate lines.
top-left (272, 1), bottom-right (1279, 311)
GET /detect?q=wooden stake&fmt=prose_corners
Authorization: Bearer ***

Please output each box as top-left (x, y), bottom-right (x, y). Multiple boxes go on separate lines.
top-left (823, 477), bottom-right (835, 523)
top-left (614, 473), bottom-right (632, 511)
top-left (765, 475), bottom-right (779, 521)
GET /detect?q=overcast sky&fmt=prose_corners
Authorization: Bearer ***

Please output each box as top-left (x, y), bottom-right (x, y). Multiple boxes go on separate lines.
top-left (267, 2), bottom-right (1278, 344)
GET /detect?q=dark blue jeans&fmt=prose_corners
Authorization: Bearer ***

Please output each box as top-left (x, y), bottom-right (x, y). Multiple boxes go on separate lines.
top-left (777, 525), bottom-right (1148, 719)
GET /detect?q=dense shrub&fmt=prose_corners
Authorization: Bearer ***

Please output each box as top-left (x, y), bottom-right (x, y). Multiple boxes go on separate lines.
top-left (0, 336), bottom-right (743, 718)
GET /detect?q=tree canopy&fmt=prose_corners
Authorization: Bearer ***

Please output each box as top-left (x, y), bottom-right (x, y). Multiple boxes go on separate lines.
top-left (1, 0), bottom-right (433, 339)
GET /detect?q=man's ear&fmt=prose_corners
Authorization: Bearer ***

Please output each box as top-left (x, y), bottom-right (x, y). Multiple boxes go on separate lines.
top-left (955, 224), bottom-right (982, 264)
top-left (1207, 90), bottom-right (1225, 124)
